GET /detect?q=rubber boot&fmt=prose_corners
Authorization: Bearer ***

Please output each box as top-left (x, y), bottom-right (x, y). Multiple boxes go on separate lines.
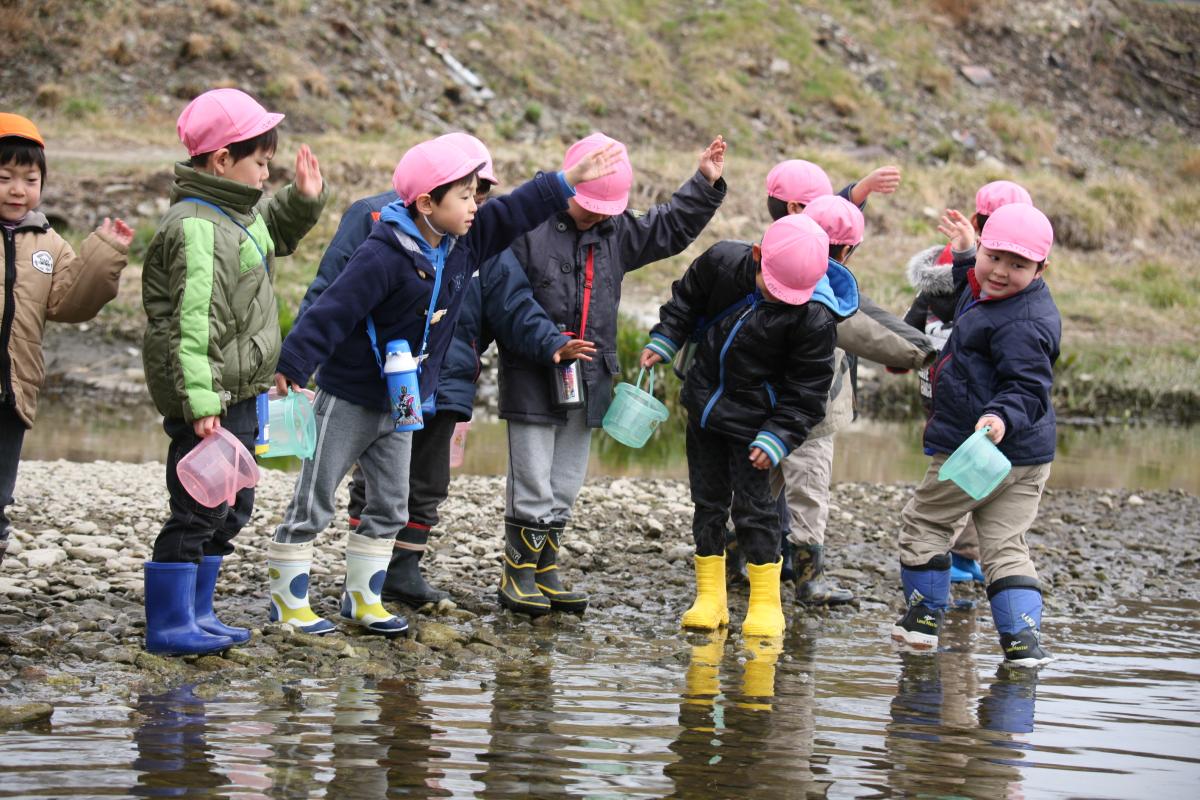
top-left (793, 543), bottom-right (854, 606)
top-left (381, 524), bottom-right (449, 606)
top-left (143, 562), bottom-right (235, 655)
top-left (498, 520), bottom-right (552, 616)
top-left (950, 552), bottom-right (985, 584)
top-left (739, 635), bottom-right (784, 709)
top-left (742, 559), bottom-right (785, 638)
top-left (681, 554), bottom-right (729, 630)
top-left (990, 584), bottom-right (1052, 668)
top-left (194, 555), bottom-right (250, 644)
top-left (780, 537), bottom-right (794, 583)
top-left (535, 523), bottom-right (588, 614)
top-left (891, 556), bottom-right (951, 651)
top-left (685, 628), bottom-right (728, 705)
top-left (267, 540), bottom-right (336, 635)
top-left (340, 532), bottom-right (409, 637)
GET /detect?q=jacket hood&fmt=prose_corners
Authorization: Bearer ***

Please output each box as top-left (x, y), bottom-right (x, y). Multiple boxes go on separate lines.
top-left (906, 244), bottom-right (956, 295)
top-left (169, 162), bottom-right (264, 216)
top-left (809, 258), bottom-right (860, 320)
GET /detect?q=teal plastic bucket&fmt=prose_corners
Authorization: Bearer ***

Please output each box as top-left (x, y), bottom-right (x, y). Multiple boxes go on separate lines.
top-left (938, 427), bottom-right (1011, 500)
top-left (263, 391), bottom-right (317, 460)
top-left (603, 368), bottom-right (670, 448)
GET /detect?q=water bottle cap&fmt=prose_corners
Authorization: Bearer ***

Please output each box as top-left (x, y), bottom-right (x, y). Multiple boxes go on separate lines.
top-left (385, 339), bottom-right (412, 355)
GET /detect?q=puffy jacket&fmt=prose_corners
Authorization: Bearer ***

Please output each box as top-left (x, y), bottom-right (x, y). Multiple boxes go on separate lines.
top-left (141, 164), bottom-right (327, 422)
top-left (296, 190), bottom-right (395, 320)
top-left (924, 252), bottom-right (1061, 465)
top-left (648, 241), bottom-right (858, 463)
top-left (277, 171), bottom-right (571, 410)
top-left (1, 213), bottom-right (127, 427)
top-left (498, 170), bottom-right (726, 427)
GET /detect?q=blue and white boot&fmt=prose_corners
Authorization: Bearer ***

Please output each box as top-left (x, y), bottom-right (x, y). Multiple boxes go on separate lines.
top-left (891, 554), bottom-right (951, 651)
top-left (267, 540), bottom-right (336, 636)
top-left (950, 552), bottom-right (985, 584)
top-left (340, 532), bottom-right (409, 637)
top-left (989, 580), bottom-right (1053, 668)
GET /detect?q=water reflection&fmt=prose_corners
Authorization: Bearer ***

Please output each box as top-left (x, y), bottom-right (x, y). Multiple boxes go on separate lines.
top-left (131, 685), bottom-right (227, 797)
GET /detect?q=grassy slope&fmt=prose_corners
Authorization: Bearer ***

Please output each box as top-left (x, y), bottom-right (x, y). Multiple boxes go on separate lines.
top-left (7, 0), bottom-right (1199, 420)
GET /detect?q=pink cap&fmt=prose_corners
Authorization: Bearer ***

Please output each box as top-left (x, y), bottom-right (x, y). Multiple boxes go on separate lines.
top-left (392, 136), bottom-right (484, 206)
top-left (975, 180), bottom-right (1032, 216)
top-left (765, 160), bottom-right (833, 206)
top-left (441, 131), bottom-right (499, 186)
top-left (562, 132), bottom-right (633, 216)
top-left (760, 215), bottom-right (831, 305)
top-left (979, 203), bottom-right (1053, 262)
top-left (802, 195), bottom-right (864, 246)
top-left (176, 89), bottom-right (284, 157)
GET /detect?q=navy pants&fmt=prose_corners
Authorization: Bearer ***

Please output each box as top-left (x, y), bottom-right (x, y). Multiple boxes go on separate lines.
top-left (0, 403), bottom-right (27, 543)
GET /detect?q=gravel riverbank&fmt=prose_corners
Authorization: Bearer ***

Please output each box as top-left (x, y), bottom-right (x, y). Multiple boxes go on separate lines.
top-left (1, 460), bottom-right (1197, 726)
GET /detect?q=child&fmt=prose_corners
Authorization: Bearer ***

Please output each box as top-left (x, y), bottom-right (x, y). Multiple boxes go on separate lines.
top-left (297, 134), bottom-right (593, 607)
top-left (0, 113), bottom-right (132, 569)
top-left (141, 88), bottom-right (327, 655)
top-left (642, 213), bottom-right (855, 637)
top-left (495, 132), bottom-right (727, 617)
top-left (903, 180), bottom-right (1033, 585)
top-left (892, 202), bottom-right (1059, 669)
top-left (268, 134), bottom-right (616, 636)
top-left (765, 158), bottom-right (901, 218)
top-left (775, 194), bottom-right (934, 607)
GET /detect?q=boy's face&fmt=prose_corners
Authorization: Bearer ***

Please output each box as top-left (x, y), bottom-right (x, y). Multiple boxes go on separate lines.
top-left (216, 146), bottom-right (273, 190)
top-left (566, 197), bottom-right (609, 231)
top-left (975, 244), bottom-right (1043, 299)
top-left (427, 175), bottom-right (478, 237)
top-left (0, 159), bottom-right (42, 222)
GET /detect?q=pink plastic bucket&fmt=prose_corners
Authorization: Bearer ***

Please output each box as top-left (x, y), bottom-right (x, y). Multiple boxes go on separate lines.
top-left (177, 427), bottom-right (260, 508)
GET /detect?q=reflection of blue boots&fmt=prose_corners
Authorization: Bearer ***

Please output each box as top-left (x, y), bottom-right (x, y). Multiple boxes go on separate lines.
top-left (891, 557), bottom-right (951, 650)
top-left (979, 666), bottom-right (1038, 734)
top-left (194, 555), bottom-right (250, 644)
top-left (144, 562), bottom-right (234, 656)
top-left (990, 584), bottom-right (1053, 668)
top-left (950, 553), bottom-right (985, 583)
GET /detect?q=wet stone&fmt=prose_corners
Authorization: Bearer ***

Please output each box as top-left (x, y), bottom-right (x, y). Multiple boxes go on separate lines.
top-left (0, 703), bottom-right (53, 727)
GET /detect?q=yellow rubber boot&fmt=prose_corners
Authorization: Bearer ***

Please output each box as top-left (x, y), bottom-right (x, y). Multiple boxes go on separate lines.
top-left (685, 628), bottom-right (728, 705)
top-left (739, 635), bottom-right (784, 710)
top-left (681, 554), bottom-right (729, 630)
top-left (742, 558), bottom-right (785, 638)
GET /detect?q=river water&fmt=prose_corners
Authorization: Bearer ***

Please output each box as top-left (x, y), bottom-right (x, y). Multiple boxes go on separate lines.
top-left (1, 599), bottom-right (1197, 798)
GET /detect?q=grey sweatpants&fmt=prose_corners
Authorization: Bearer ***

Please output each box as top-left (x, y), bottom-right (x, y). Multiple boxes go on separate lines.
top-left (504, 410), bottom-right (591, 525)
top-left (274, 391), bottom-right (411, 544)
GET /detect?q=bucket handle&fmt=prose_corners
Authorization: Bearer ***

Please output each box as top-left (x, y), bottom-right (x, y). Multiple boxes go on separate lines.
top-left (636, 367), bottom-right (655, 395)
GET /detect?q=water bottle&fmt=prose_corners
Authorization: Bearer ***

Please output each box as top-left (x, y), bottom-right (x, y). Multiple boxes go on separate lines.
top-left (384, 339), bottom-right (424, 431)
top-left (549, 325), bottom-right (585, 410)
top-left (254, 391), bottom-right (270, 455)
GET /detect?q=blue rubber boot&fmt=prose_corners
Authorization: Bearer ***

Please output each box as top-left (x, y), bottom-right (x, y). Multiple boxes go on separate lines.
top-left (950, 552), bottom-right (985, 584)
top-left (144, 562), bottom-right (235, 656)
top-left (990, 585), bottom-right (1053, 668)
top-left (194, 555), bottom-right (250, 644)
top-left (891, 556), bottom-right (951, 651)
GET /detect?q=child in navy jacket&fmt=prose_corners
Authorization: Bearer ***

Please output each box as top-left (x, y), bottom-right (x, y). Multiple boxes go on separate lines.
top-left (266, 135), bottom-right (615, 637)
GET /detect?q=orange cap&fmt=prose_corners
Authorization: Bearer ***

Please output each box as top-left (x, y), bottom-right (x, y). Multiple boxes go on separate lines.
top-left (0, 113), bottom-right (45, 146)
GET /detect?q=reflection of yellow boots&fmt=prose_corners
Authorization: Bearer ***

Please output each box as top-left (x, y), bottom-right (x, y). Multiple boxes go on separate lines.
top-left (681, 554), bottom-right (729, 630)
top-left (742, 559), bottom-right (785, 638)
top-left (685, 628), bottom-right (728, 706)
top-left (740, 635), bottom-right (784, 710)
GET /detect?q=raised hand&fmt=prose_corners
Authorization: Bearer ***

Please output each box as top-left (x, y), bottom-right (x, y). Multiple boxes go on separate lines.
top-left (99, 217), bottom-right (135, 249)
top-left (294, 144), bottom-right (324, 198)
top-left (698, 135), bottom-right (727, 185)
top-left (938, 208), bottom-right (975, 252)
top-left (553, 338), bottom-right (597, 363)
top-left (564, 142), bottom-right (622, 187)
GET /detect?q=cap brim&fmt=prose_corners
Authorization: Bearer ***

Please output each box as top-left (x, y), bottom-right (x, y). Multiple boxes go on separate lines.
top-left (574, 193), bottom-right (627, 216)
top-left (980, 237), bottom-right (1047, 262)
top-left (762, 271), bottom-right (815, 305)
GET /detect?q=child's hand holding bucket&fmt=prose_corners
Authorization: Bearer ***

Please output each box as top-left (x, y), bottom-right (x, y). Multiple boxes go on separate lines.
top-left (976, 414), bottom-right (1006, 444)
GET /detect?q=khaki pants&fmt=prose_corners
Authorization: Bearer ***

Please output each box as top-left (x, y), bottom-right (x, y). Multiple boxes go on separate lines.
top-left (900, 454), bottom-right (1051, 585)
top-left (776, 433), bottom-right (836, 547)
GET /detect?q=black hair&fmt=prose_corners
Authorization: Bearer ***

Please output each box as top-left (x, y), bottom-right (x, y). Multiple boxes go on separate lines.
top-left (972, 211), bottom-right (989, 235)
top-left (829, 243), bottom-right (856, 263)
top-left (767, 195), bottom-right (790, 221)
top-left (407, 167), bottom-right (481, 215)
top-left (0, 137), bottom-right (46, 181)
top-left (189, 126), bottom-right (279, 169)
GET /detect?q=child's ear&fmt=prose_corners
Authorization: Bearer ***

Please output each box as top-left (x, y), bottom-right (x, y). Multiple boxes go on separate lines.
top-left (751, 243), bottom-right (762, 264)
top-left (210, 148), bottom-right (232, 175)
top-left (414, 194), bottom-right (435, 215)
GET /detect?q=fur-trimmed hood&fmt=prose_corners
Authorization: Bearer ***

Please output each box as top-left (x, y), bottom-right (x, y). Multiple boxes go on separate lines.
top-left (906, 244), bottom-right (956, 295)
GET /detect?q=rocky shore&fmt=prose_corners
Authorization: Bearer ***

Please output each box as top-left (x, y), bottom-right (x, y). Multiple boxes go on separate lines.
top-left (1, 460), bottom-right (1197, 726)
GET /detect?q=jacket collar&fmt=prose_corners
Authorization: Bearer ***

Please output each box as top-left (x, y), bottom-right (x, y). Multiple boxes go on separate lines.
top-left (808, 258), bottom-right (860, 320)
top-left (5, 210), bottom-right (49, 234)
top-left (169, 162), bottom-right (263, 217)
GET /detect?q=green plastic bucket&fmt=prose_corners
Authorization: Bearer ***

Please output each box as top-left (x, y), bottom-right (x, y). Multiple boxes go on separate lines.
top-left (263, 390), bottom-right (317, 460)
top-left (603, 368), bottom-right (670, 448)
top-left (938, 427), bottom-right (1011, 500)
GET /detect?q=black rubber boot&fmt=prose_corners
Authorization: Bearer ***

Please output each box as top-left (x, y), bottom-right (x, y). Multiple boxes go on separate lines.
top-left (793, 543), bottom-right (854, 606)
top-left (498, 520), bottom-right (551, 616)
top-left (380, 524), bottom-right (450, 606)
top-left (536, 524), bottom-right (588, 614)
